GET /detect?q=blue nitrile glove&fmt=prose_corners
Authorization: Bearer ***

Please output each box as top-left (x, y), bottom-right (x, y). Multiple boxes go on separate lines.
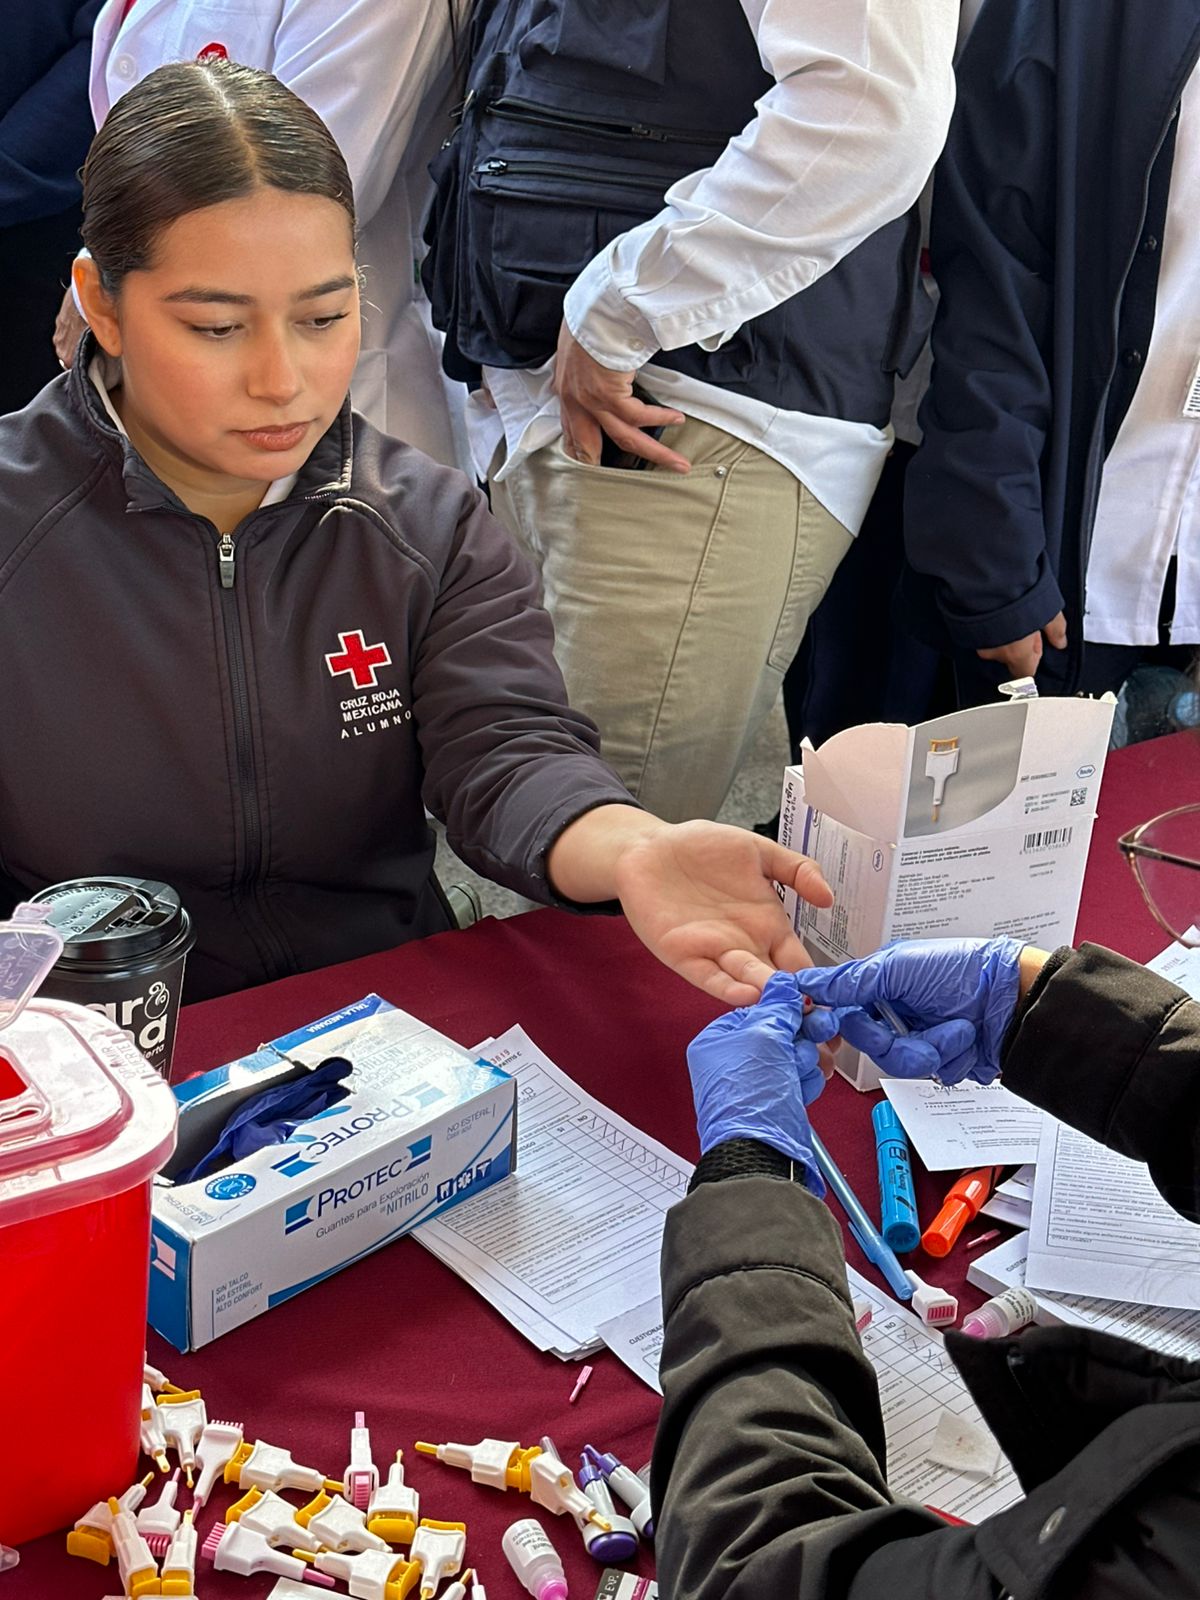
top-left (174, 1057), bottom-right (354, 1184)
top-left (791, 938), bottom-right (1024, 1085)
top-left (686, 971), bottom-right (826, 1192)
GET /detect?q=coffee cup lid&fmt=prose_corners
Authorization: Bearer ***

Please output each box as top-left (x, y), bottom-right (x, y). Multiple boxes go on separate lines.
top-left (31, 877), bottom-right (187, 965)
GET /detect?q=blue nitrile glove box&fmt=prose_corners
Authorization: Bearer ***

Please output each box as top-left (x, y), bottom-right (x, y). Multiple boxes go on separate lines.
top-left (148, 995), bottom-right (516, 1350)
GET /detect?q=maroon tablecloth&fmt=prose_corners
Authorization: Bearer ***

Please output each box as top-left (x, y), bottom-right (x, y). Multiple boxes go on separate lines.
top-left (11, 732), bottom-right (1198, 1598)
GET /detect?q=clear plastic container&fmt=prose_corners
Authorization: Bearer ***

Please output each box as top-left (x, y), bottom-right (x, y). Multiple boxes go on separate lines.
top-left (0, 997), bottom-right (177, 1544)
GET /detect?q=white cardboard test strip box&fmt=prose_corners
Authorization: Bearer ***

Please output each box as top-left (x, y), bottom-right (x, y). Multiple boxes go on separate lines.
top-left (148, 995), bottom-right (516, 1350)
top-left (779, 698), bottom-right (1114, 1090)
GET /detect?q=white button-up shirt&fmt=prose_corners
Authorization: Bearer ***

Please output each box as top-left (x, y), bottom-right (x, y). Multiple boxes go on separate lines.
top-left (474, 0), bottom-right (958, 535)
top-left (1084, 67), bottom-right (1200, 647)
top-left (88, 0), bottom-right (471, 469)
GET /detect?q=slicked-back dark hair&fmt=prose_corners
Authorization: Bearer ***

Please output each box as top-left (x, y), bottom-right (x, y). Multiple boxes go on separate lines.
top-left (81, 58), bottom-right (355, 293)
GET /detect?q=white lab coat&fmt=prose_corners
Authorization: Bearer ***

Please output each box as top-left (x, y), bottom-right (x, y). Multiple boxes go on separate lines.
top-left (89, 0), bottom-right (471, 470)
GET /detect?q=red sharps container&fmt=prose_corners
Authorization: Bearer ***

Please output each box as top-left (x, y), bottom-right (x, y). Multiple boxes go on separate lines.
top-left (0, 986), bottom-right (177, 1544)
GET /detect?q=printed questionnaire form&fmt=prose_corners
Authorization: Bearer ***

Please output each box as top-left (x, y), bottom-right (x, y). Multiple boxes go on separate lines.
top-left (1027, 1120), bottom-right (1200, 1310)
top-left (879, 1079), bottom-right (1045, 1170)
top-left (416, 1025), bottom-right (691, 1358)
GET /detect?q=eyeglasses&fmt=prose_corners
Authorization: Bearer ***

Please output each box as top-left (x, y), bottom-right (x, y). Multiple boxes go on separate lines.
top-left (1118, 803), bottom-right (1200, 948)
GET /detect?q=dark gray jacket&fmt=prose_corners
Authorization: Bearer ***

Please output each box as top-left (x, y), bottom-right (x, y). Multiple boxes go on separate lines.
top-left (653, 943), bottom-right (1200, 1598)
top-left (0, 350), bottom-right (632, 999)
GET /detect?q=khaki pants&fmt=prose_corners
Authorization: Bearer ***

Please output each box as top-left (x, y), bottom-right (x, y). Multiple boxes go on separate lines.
top-left (490, 418), bottom-right (853, 821)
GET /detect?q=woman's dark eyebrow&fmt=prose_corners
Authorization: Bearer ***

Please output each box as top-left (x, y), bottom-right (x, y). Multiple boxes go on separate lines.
top-left (295, 275), bottom-right (356, 300)
top-left (163, 287), bottom-right (254, 304)
top-left (162, 275), bottom-right (356, 306)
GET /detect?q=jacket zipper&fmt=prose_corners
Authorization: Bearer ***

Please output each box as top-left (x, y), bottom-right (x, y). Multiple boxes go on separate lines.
top-left (211, 529), bottom-right (291, 981)
top-left (488, 94), bottom-right (727, 148)
top-left (217, 533), bottom-right (235, 589)
top-left (476, 156), bottom-right (679, 193)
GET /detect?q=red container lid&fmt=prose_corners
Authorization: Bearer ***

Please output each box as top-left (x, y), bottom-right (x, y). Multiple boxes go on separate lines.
top-left (0, 998), bottom-right (177, 1230)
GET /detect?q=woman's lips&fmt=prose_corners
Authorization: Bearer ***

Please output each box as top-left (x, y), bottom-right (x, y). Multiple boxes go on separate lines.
top-left (234, 421), bottom-right (310, 452)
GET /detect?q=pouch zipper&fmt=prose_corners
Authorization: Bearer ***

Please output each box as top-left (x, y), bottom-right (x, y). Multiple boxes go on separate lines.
top-left (440, 86), bottom-right (476, 149)
top-left (476, 156), bottom-right (679, 193)
top-left (488, 94), bottom-right (727, 148)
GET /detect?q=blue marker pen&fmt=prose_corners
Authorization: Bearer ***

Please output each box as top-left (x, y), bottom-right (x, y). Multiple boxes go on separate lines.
top-left (810, 1130), bottom-right (913, 1302)
top-left (871, 1101), bottom-right (921, 1252)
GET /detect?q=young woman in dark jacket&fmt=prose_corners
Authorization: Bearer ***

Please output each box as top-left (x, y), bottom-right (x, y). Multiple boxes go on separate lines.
top-left (0, 57), bottom-right (832, 1004)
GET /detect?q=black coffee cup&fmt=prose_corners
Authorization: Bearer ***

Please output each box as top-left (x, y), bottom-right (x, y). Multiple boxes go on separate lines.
top-left (31, 877), bottom-right (196, 1079)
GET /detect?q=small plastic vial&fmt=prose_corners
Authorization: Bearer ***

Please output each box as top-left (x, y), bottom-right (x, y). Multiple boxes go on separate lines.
top-left (502, 1519), bottom-right (568, 1600)
top-left (961, 1285), bottom-right (1038, 1339)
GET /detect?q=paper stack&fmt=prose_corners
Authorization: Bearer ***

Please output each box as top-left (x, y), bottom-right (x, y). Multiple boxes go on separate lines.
top-left (414, 1026), bottom-right (692, 1360)
top-left (980, 1165), bottom-right (1034, 1227)
top-left (1024, 1118), bottom-right (1200, 1310)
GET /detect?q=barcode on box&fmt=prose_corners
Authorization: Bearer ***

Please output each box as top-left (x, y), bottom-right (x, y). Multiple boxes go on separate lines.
top-left (1070, 787), bottom-right (1088, 806)
top-left (1023, 826), bottom-right (1073, 852)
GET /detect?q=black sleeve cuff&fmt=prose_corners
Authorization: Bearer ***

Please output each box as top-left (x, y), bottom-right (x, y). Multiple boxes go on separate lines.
top-left (1000, 944), bottom-right (1073, 1062)
top-left (689, 1138), bottom-right (798, 1193)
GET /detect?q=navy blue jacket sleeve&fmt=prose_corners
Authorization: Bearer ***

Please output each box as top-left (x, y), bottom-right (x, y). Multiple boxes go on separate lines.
top-left (904, 1), bottom-right (1066, 650)
top-left (0, 0), bottom-right (102, 227)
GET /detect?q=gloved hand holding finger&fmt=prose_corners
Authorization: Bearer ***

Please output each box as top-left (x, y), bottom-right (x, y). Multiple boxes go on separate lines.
top-left (716, 950), bottom-right (843, 1052)
top-left (799, 1003), bottom-right (841, 1045)
top-left (686, 970), bottom-right (826, 1191)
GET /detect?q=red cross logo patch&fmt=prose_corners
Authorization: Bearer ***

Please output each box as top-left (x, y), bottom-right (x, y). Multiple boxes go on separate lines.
top-left (196, 41), bottom-right (229, 61)
top-left (325, 630), bottom-right (392, 689)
